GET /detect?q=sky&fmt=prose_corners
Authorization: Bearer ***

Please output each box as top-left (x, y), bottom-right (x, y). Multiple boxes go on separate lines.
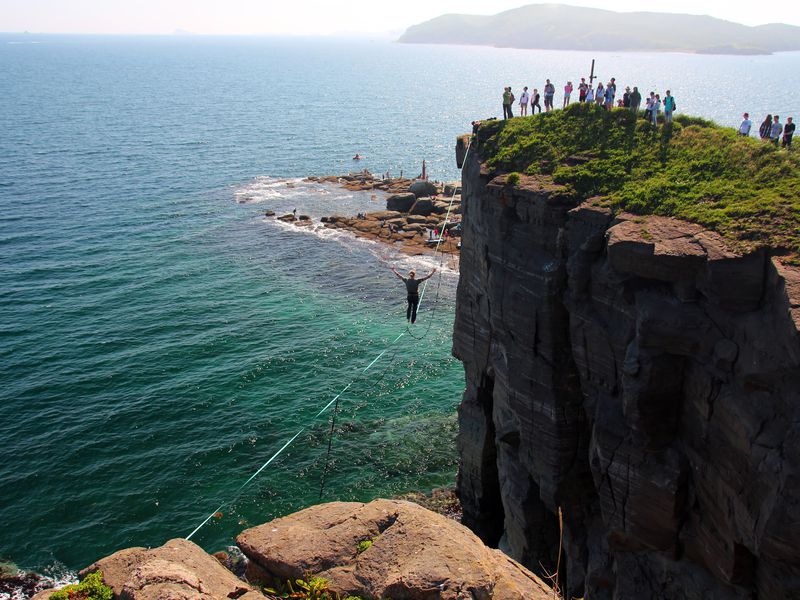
top-left (2, 0), bottom-right (799, 36)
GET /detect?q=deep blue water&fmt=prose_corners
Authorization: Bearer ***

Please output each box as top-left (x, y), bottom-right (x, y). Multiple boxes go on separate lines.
top-left (1, 34), bottom-right (798, 580)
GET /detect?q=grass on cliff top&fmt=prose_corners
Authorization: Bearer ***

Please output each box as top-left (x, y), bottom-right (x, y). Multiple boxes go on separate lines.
top-left (478, 103), bottom-right (800, 258)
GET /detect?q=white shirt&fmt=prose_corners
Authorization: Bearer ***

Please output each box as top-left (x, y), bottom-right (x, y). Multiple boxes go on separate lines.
top-left (520, 91), bottom-right (530, 105)
top-left (739, 119), bottom-right (752, 135)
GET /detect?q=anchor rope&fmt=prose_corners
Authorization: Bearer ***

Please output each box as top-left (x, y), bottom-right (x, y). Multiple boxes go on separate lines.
top-left (185, 139), bottom-right (471, 540)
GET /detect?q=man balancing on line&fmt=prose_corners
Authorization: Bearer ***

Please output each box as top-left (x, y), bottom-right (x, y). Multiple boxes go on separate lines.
top-left (390, 265), bottom-right (436, 324)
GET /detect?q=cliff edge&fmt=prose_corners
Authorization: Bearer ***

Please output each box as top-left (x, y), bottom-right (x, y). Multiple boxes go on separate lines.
top-left (453, 112), bottom-right (800, 599)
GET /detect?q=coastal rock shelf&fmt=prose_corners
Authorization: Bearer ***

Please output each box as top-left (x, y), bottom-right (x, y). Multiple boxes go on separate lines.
top-left (453, 135), bottom-right (800, 599)
top-left (270, 173), bottom-right (463, 256)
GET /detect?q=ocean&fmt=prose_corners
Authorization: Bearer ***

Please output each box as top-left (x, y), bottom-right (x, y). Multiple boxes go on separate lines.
top-left (1, 33), bottom-right (798, 585)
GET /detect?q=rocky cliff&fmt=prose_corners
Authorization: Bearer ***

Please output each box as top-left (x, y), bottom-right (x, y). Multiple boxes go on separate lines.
top-left (453, 132), bottom-right (800, 599)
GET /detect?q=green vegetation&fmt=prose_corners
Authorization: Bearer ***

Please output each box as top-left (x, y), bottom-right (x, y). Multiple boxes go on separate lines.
top-left (50, 572), bottom-right (113, 600)
top-left (356, 539), bottom-right (373, 553)
top-left (265, 575), bottom-right (364, 600)
top-left (477, 102), bottom-right (800, 259)
top-left (505, 172), bottom-right (521, 186)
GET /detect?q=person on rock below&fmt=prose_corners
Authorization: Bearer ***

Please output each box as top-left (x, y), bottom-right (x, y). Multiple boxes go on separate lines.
top-left (390, 266), bottom-right (436, 324)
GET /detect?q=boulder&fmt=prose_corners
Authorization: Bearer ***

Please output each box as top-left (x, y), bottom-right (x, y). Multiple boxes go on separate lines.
top-left (386, 193), bottom-right (416, 213)
top-left (367, 210), bottom-right (403, 221)
top-left (264, 210), bottom-right (275, 217)
top-left (431, 200), bottom-right (451, 214)
top-left (237, 499), bottom-right (551, 600)
top-left (408, 179), bottom-right (438, 198)
top-left (79, 538), bottom-right (266, 600)
top-left (409, 198), bottom-right (435, 216)
top-left (277, 214), bottom-right (296, 222)
top-left (444, 182), bottom-right (462, 196)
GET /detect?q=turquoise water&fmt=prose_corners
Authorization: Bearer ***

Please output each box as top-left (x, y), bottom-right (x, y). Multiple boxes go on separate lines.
top-left (1, 34), bottom-right (798, 576)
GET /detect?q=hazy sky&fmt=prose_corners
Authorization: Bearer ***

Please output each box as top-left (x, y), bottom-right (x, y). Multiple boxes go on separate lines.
top-left (3, 0), bottom-right (799, 35)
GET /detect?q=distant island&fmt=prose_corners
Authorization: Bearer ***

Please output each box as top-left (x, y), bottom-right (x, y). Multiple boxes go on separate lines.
top-left (398, 3), bottom-right (800, 55)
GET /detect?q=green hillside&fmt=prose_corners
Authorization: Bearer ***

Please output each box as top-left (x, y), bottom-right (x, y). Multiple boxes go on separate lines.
top-left (476, 103), bottom-right (800, 259)
top-left (400, 4), bottom-right (800, 55)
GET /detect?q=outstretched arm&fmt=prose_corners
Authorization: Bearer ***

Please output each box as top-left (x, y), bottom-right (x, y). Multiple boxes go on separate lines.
top-left (390, 265), bottom-right (404, 280)
top-left (419, 268), bottom-right (437, 282)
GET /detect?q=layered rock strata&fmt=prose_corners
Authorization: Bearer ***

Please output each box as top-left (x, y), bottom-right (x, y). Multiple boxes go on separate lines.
top-left (453, 140), bottom-right (800, 599)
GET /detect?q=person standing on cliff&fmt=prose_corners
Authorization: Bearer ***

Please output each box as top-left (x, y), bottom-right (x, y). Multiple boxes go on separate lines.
top-left (629, 87), bottom-right (641, 114)
top-left (502, 87), bottom-right (514, 119)
top-left (738, 113), bottom-right (752, 136)
top-left (759, 115), bottom-right (773, 140)
top-left (520, 86), bottom-right (530, 116)
top-left (543, 80), bottom-right (555, 112)
top-left (782, 117), bottom-right (795, 148)
top-left (651, 94), bottom-right (662, 125)
top-left (390, 265), bottom-right (436, 324)
top-left (563, 81), bottom-right (573, 108)
top-left (663, 90), bottom-right (676, 123)
top-left (531, 88), bottom-right (542, 114)
top-left (770, 115), bottom-right (783, 146)
top-left (578, 78), bottom-right (588, 102)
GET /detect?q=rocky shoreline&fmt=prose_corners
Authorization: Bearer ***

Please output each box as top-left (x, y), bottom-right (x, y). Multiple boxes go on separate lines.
top-left (267, 172), bottom-right (463, 258)
top-left (20, 493), bottom-right (550, 600)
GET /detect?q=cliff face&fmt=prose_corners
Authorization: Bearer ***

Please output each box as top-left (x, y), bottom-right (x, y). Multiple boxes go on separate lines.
top-left (453, 138), bottom-right (800, 599)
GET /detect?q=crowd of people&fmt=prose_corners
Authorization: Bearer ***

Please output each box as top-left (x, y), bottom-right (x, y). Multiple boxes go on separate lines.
top-left (501, 79), bottom-right (794, 146)
top-left (502, 78), bottom-right (677, 125)
top-left (739, 113), bottom-right (795, 148)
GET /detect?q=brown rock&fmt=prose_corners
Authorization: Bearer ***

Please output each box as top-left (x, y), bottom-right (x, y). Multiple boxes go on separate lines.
top-left (79, 538), bottom-right (266, 600)
top-left (237, 499), bottom-right (551, 600)
top-left (454, 144), bottom-right (800, 600)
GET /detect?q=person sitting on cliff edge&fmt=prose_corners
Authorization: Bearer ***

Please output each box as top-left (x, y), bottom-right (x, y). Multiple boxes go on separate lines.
top-left (390, 265), bottom-right (436, 324)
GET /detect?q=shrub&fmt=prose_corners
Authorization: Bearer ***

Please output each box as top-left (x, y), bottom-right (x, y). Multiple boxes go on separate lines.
top-left (50, 571), bottom-right (112, 600)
